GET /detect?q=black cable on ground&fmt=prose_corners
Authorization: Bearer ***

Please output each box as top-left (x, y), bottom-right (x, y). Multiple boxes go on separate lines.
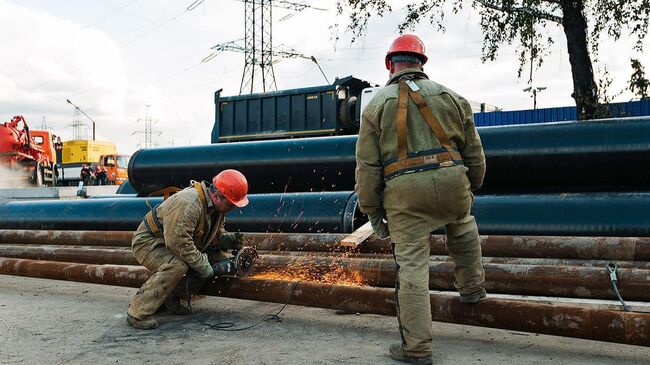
top-left (186, 278), bottom-right (301, 331)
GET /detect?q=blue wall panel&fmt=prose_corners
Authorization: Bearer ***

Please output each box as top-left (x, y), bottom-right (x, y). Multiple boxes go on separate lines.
top-left (474, 100), bottom-right (649, 126)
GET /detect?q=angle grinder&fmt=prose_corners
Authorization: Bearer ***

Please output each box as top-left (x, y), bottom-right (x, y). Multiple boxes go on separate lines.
top-left (212, 246), bottom-right (259, 277)
top-left (232, 246), bottom-right (259, 277)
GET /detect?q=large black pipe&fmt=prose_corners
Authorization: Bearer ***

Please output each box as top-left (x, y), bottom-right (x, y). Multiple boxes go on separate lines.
top-left (0, 192), bottom-right (648, 237)
top-left (0, 192), bottom-right (361, 233)
top-left (128, 117), bottom-right (650, 195)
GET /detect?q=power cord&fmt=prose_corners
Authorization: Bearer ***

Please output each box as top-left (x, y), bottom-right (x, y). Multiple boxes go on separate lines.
top-left (185, 278), bottom-right (301, 331)
top-left (607, 262), bottom-right (630, 311)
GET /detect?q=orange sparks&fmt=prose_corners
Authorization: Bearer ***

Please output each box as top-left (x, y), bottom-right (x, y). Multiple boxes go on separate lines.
top-left (252, 253), bottom-right (366, 286)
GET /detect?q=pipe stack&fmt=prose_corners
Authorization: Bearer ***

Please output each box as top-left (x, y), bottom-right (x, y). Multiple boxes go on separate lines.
top-left (1, 118), bottom-right (650, 346)
top-left (1, 230), bottom-right (650, 346)
top-left (126, 117), bottom-right (650, 195)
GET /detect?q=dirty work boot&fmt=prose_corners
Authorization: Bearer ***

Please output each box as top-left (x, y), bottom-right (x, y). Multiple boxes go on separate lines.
top-left (389, 344), bottom-right (433, 364)
top-left (158, 295), bottom-right (192, 315)
top-left (460, 288), bottom-right (487, 304)
top-left (126, 314), bottom-right (158, 330)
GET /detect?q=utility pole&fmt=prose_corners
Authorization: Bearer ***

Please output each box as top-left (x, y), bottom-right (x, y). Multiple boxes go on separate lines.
top-left (67, 99), bottom-right (97, 140)
top-left (206, 0), bottom-right (326, 94)
top-left (132, 105), bottom-right (161, 149)
top-left (523, 86), bottom-right (547, 110)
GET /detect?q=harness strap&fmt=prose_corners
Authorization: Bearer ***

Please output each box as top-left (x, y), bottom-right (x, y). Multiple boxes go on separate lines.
top-left (384, 77), bottom-right (462, 179)
top-left (396, 79), bottom-right (409, 162)
top-left (142, 182), bottom-right (209, 240)
top-left (193, 182), bottom-right (207, 242)
top-left (143, 205), bottom-right (163, 237)
top-left (407, 85), bottom-right (455, 161)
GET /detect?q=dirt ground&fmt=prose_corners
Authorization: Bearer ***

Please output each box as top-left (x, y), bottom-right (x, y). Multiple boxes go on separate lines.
top-left (0, 275), bottom-right (648, 365)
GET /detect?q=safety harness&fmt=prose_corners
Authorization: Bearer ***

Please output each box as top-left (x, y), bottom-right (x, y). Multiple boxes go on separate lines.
top-left (383, 76), bottom-right (464, 180)
top-left (143, 182), bottom-right (209, 241)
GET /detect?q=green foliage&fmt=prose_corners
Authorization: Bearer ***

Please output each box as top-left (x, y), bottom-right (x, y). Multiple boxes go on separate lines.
top-left (629, 58), bottom-right (649, 99)
top-left (590, 0), bottom-right (650, 57)
top-left (337, 0), bottom-right (649, 78)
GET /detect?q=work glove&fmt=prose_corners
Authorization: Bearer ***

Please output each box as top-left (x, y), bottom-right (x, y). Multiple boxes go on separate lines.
top-left (368, 211), bottom-right (389, 239)
top-left (218, 232), bottom-right (243, 250)
top-left (195, 260), bottom-right (215, 279)
top-left (211, 257), bottom-right (236, 276)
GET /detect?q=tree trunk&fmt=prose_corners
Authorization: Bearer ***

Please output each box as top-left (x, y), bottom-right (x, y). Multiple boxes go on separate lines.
top-left (561, 0), bottom-right (599, 120)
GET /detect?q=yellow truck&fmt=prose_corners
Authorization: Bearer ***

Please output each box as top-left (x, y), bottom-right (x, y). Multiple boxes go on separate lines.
top-left (57, 140), bottom-right (117, 186)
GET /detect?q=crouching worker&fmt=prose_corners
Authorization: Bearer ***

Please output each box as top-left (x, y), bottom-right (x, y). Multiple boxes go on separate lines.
top-left (127, 169), bottom-right (249, 330)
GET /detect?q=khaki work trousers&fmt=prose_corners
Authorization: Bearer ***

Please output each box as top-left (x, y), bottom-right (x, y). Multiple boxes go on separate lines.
top-left (392, 212), bottom-right (485, 356)
top-left (128, 244), bottom-right (228, 320)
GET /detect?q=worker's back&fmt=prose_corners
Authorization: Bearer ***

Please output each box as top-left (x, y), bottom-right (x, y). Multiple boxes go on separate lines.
top-left (357, 68), bottom-right (484, 242)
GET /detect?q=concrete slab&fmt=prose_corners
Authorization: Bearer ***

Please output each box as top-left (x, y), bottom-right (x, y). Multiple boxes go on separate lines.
top-left (0, 186), bottom-right (118, 200)
top-left (0, 275), bottom-right (647, 365)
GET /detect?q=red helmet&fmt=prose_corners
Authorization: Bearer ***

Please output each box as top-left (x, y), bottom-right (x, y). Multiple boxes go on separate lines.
top-left (385, 34), bottom-right (428, 70)
top-left (212, 169), bottom-right (249, 208)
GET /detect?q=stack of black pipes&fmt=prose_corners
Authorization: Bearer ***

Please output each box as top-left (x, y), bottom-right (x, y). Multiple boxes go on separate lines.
top-left (2, 116), bottom-right (649, 235)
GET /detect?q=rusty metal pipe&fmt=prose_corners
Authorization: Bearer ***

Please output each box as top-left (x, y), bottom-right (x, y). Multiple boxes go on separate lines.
top-left (0, 245), bottom-right (137, 265)
top-left (0, 257), bottom-right (648, 347)
top-left (3, 230), bottom-right (650, 261)
top-left (256, 255), bottom-right (650, 301)
top-left (0, 230), bottom-right (133, 247)
top-left (0, 245), bottom-right (648, 300)
top-left (3, 244), bottom-right (648, 271)
top-left (257, 251), bottom-right (650, 269)
top-left (0, 257), bottom-right (148, 287)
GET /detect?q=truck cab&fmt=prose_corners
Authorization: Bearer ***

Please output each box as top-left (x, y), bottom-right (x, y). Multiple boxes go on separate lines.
top-left (99, 154), bottom-right (130, 185)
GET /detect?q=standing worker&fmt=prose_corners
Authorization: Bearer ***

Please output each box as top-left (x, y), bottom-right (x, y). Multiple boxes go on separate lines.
top-left (98, 165), bottom-right (108, 185)
top-left (127, 169), bottom-right (249, 330)
top-left (355, 34), bottom-right (486, 364)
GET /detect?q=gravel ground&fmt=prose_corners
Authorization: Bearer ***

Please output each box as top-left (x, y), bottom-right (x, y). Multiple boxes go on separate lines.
top-left (0, 275), bottom-right (648, 365)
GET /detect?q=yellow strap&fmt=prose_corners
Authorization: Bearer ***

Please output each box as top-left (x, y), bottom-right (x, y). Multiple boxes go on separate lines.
top-left (394, 77), bottom-right (457, 165)
top-left (396, 80), bottom-right (409, 162)
top-left (145, 211), bottom-right (161, 236)
top-left (193, 182), bottom-right (208, 242)
top-left (148, 186), bottom-right (182, 199)
top-left (408, 88), bottom-right (455, 156)
top-left (142, 183), bottom-right (209, 240)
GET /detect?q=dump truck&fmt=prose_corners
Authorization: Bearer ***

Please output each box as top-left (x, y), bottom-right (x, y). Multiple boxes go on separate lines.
top-left (0, 115), bottom-right (57, 186)
top-left (212, 76), bottom-right (381, 143)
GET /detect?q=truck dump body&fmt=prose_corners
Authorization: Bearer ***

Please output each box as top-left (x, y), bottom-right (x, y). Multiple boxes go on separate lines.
top-left (212, 76), bottom-right (373, 143)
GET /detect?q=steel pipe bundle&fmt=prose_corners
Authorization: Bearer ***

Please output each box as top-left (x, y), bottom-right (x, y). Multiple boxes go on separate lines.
top-left (1, 245), bottom-right (647, 301)
top-left (1, 192), bottom-right (650, 236)
top-left (0, 257), bottom-right (648, 347)
top-left (255, 254), bottom-right (650, 301)
top-left (128, 117), bottom-right (650, 195)
top-left (2, 230), bottom-right (650, 261)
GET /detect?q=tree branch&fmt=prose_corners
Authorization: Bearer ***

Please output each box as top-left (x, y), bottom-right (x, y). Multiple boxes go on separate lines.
top-left (476, 0), bottom-right (564, 24)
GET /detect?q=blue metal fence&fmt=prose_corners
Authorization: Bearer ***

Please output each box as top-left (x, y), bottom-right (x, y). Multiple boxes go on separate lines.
top-left (473, 99), bottom-right (650, 126)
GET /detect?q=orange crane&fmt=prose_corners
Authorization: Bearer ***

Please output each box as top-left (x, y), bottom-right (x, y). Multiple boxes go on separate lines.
top-left (0, 115), bottom-right (57, 186)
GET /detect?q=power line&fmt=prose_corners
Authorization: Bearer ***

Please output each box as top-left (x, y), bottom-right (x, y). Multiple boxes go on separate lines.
top-left (132, 105), bottom-right (161, 148)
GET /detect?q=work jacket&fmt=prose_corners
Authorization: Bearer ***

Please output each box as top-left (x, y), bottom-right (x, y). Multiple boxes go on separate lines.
top-left (132, 181), bottom-right (226, 273)
top-left (355, 68), bottom-right (486, 242)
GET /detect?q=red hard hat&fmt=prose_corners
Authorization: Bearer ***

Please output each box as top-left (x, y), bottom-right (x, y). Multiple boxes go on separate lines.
top-left (213, 169), bottom-right (249, 208)
top-left (385, 34), bottom-right (428, 70)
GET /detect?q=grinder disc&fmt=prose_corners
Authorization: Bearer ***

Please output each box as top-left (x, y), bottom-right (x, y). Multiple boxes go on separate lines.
top-left (234, 246), bottom-right (259, 277)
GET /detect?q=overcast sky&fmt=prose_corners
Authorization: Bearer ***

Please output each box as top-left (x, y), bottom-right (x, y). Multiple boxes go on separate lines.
top-left (0, 0), bottom-right (646, 154)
